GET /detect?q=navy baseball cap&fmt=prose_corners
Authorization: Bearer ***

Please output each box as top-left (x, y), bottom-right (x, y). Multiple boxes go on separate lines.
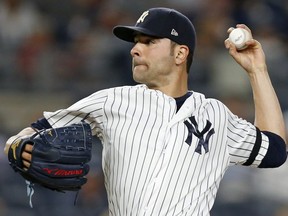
top-left (113, 7), bottom-right (196, 54)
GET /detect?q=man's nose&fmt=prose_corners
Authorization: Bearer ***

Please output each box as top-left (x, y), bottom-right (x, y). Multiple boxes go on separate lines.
top-left (130, 43), bottom-right (141, 57)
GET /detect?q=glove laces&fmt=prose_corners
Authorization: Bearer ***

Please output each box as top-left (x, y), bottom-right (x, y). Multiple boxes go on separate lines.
top-left (25, 180), bottom-right (34, 208)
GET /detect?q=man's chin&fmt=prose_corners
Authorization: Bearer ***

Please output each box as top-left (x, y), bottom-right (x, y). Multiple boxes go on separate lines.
top-left (132, 76), bottom-right (143, 84)
top-left (132, 73), bottom-right (145, 84)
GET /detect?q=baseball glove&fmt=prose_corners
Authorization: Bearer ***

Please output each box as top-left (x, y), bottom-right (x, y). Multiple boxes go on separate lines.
top-left (8, 121), bottom-right (93, 192)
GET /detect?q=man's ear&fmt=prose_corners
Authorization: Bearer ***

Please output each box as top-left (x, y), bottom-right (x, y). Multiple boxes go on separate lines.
top-left (175, 45), bottom-right (189, 65)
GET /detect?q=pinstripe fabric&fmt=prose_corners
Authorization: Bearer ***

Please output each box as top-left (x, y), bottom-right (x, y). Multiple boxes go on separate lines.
top-left (43, 85), bottom-right (269, 216)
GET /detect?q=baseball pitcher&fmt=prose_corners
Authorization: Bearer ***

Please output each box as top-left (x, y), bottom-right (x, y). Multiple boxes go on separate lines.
top-left (4, 7), bottom-right (287, 216)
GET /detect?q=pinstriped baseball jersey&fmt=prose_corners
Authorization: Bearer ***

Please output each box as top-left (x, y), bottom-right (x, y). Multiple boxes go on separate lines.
top-left (43, 84), bottom-right (269, 216)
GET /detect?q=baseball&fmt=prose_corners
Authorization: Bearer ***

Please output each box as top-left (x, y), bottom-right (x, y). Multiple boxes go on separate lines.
top-left (229, 28), bottom-right (252, 50)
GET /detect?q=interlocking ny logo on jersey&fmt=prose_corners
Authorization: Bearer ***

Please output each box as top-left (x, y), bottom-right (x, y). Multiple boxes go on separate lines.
top-left (184, 116), bottom-right (215, 154)
top-left (137, 11), bottom-right (149, 23)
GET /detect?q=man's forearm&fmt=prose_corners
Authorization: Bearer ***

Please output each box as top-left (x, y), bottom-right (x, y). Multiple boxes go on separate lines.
top-left (249, 67), bottom-right (287, 143)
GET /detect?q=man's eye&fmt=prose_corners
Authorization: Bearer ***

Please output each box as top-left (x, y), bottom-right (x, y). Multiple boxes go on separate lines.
top-left (133, 37), bottom-right (157, 45)
top-left (146, 39), bottom-right (156, 44)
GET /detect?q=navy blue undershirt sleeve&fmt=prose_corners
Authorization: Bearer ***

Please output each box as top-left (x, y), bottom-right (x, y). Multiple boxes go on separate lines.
top-left (31, 118), bottom-right (52, 130)
top-left (258, 131), bottom-right (287, 168)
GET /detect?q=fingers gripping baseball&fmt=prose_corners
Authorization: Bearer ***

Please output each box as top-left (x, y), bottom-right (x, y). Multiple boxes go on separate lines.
top-left (225, 24), bottom-right (266, 74)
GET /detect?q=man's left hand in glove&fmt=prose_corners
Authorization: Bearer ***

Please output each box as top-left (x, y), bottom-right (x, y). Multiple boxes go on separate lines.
top-left (7, 122), bottom-right (93, 192)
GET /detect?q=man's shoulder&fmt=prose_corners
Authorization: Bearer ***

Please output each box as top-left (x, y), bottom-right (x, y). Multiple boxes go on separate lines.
top-left (93, 85), bottom-right (140, 95)
top-left (189, 91), bottom-right (218, 103)
top-left (189, 91), bottom-right (227, 111)
top-left (107, 84), bottom-right (146, 91)
top-left (99, 84), bottom-right (152, 99)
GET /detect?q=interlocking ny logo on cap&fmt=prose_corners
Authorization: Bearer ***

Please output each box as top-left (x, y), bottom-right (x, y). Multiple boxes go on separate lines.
top-left (137, 11), bottom-right (149, 23)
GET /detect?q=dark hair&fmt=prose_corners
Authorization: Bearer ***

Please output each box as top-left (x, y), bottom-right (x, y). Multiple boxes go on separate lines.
top-left (186, 51), bottom-right (193, 74)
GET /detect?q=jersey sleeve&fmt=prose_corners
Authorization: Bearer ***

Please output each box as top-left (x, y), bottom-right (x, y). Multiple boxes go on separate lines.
top-left (31, 117), bottom-right (52, 130)
top-left (43, 89), bottom-right (108, 136)
top-left (225, 106), bottom-right (270, 167)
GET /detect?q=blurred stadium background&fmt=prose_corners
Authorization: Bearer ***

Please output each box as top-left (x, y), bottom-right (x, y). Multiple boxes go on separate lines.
top-left (0, 0), bottom-right (287, 215)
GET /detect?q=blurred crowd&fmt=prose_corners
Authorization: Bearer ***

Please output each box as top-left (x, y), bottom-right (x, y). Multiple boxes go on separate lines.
top-left (0, 0), bottom-right (287, 215)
